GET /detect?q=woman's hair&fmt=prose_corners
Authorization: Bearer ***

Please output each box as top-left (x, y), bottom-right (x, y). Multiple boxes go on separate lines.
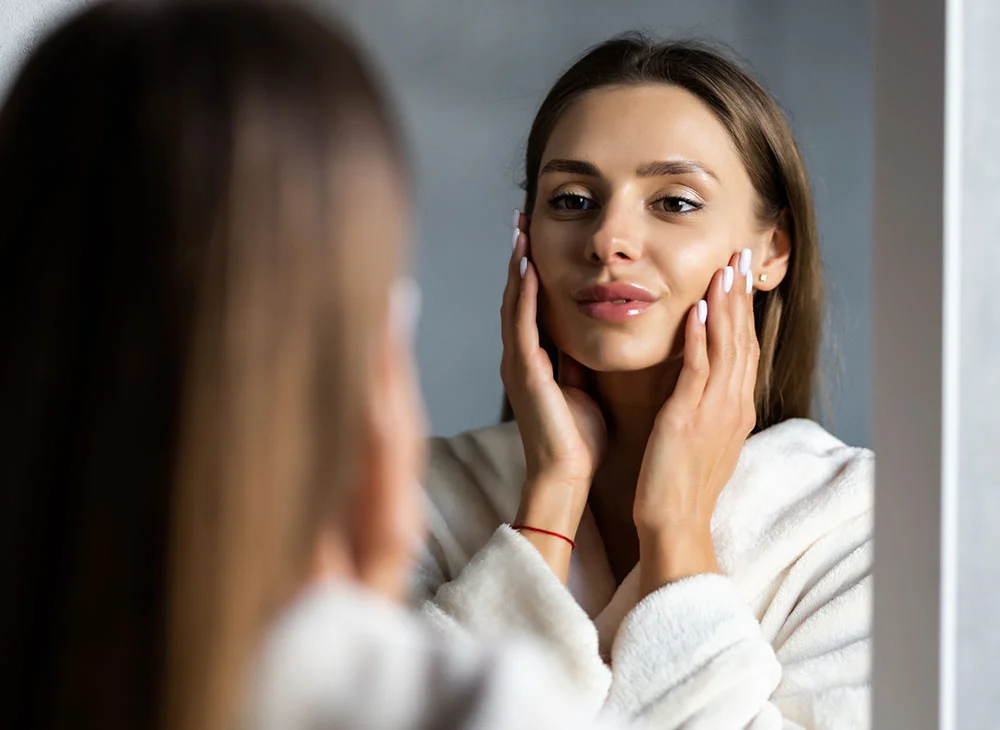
top-left (0, 2), bottom-right (400, 729)
top-left (507, 34), bottom-right (822, 429)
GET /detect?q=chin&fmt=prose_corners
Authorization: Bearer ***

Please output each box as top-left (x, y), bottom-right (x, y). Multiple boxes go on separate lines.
top-left (558, 326), bottom-right (679, 373)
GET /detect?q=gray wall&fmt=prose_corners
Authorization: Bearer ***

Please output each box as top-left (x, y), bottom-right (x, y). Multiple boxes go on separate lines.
top-left (742, 0), bottom-right (872, 448)
top-left (0, 0), bottom-right (873, 448)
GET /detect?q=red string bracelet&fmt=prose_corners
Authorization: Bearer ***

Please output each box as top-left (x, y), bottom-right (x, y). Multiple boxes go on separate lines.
top-left (510, 524), bottom-right (576, 550)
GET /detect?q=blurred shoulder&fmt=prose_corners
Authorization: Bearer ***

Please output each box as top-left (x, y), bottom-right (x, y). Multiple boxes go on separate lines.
top-left (251, 581), bottom-right (589, 730)
top-left (426, 421), bottom-right (525, 511)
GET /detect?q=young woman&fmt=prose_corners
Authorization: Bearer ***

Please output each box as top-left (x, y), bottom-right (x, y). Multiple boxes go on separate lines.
top-left (0, 5), bottom-right (699, 730)
top-left (416, 36), bottom-right (874, 729)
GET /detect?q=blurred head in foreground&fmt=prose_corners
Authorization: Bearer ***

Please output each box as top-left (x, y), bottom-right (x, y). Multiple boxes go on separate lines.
top-left (0, 1), bottom-right (424, 728)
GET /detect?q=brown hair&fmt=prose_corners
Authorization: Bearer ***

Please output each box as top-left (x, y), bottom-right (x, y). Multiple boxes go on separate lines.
top-left (506, 34), bottom-right (822, 429)
top-left (0, 2), bottom-right (400, 730)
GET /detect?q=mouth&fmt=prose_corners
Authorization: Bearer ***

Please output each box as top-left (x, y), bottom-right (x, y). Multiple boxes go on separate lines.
top-left (572, 282), bottom-right (657, 323)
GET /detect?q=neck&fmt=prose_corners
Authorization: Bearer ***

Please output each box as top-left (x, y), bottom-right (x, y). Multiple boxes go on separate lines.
top-left (592, 357), bottom-right (683, 452)
top-left (586, 358), bottom-right (683, 583)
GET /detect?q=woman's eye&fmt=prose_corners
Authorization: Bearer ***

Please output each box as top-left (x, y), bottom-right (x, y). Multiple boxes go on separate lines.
top-left (653, 196), bottom-right (702, 214)
top-left (549, 193), bottom-right (597, 212)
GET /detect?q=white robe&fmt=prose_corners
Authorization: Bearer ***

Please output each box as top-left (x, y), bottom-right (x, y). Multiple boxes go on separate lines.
top-left (247, 579), bottom-right (719, 730)
top-left (414, 418), bottom-right (874, 729)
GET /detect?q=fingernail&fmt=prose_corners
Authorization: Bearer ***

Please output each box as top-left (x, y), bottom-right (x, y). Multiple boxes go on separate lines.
top-left (722, 266), bottom-right (734, 294)
top-left (390, 277), bottom-right (422, 344)
top-left (512, 208), bottom-right (521, 229)
top-left (697, 299), bottom-right (708, 324)
top-left (512, 228), bottom-right (520, 251)
top-left (519, 256), bottom-right (528, 279)
top-left (746, 270), bottom-right (753, 294)
top-left (739, 248), bottom-right (752, 276)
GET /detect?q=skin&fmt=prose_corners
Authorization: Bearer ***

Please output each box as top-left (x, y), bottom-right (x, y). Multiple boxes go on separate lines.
top-left (503, 84), bottom-right (791, 596)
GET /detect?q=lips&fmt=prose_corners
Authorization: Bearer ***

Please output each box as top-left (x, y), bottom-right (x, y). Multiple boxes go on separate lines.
top-left (572, 282), bottom-right (657, 323)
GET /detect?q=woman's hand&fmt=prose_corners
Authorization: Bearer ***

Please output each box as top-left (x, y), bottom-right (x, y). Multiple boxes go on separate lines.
top-left (633, 249), bottom-right (759, 597)
top-left (502, 212), bottom-right (606, 582)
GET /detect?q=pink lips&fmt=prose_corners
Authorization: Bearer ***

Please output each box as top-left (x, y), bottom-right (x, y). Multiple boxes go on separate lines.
top-left (573, 282), bottom-right (657, 323)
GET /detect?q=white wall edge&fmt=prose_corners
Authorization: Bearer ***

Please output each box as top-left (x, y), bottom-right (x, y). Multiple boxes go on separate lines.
top-left (939, 0), bottom-right (962, 726)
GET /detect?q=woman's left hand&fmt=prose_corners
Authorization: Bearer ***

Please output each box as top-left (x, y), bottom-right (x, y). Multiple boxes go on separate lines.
top-left (633, 249), bottom-right (759, 598)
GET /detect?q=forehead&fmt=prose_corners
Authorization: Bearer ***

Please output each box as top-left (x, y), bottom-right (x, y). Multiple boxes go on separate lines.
top-left (541, 84), bottom-right (744, 180)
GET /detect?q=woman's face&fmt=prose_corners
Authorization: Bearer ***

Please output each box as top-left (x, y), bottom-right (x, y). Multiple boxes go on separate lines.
top-left (530, 83), bottom-right (776, 372)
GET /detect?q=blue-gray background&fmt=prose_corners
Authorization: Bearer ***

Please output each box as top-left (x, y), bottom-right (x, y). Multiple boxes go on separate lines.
top-left (0, 0), bottom-right (872, 448)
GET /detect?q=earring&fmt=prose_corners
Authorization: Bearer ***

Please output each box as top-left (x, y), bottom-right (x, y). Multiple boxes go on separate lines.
top-left (758, 273), bottom-right (768, 283)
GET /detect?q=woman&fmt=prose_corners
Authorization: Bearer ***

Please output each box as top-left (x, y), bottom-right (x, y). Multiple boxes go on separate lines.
top-left (417, 36), bottom-right (874, 729)
top-left (0, 5), bottom-right (702, 730)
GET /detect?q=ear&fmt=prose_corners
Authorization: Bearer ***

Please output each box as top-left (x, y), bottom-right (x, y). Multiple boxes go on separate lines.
top-left (753, 211), bottom-right (792, 292)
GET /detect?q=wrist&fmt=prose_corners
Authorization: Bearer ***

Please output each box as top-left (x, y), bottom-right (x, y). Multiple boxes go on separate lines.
top-left (638, 522), bottom-right (719, 596)
top-left (514, 475), bottom-right (589, 587)
top-left (517, 475), bottom-right (589, 538)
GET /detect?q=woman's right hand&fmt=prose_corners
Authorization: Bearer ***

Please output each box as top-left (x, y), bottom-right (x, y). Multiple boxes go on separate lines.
top-left (501, 212), bottom-right (606, 580)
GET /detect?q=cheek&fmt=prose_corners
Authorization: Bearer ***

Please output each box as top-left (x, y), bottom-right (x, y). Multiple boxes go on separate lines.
top-left (653, 234), bottom-right (730, 300)
top-left (527, 221), bottom-right (575, 287)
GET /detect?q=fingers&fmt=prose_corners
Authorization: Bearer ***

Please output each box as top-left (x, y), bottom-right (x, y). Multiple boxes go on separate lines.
top-left (501, 212), bottom-right (548, 395)
top-left (727, 251), bottom-right (749, 397)
top-left (702, 249), bottom-right (758, 437)
top-left (516, 256), bottom-right (542, 370)
top-left (500, 228), bottom-right (527, 354)
top-left (501, 209), bottom-right (532, 348)
top-left (702, 256), bottom-right (737, 403)
top-left (517, 210), bottom-right (530, 233)
top-left (668, 300), bottom-right (710, 414)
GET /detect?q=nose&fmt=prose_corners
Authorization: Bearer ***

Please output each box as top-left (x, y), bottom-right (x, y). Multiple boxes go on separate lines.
top-left (583, 199), bottom-right (642, 265)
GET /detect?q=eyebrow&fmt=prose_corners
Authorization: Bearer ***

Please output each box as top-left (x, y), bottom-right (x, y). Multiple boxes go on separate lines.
top-left (539, 158), bottom-right (718, 181)
top-left (636, 159), bottom-right (718, 181)
top-left (539, 159), bottom-right (601, 177)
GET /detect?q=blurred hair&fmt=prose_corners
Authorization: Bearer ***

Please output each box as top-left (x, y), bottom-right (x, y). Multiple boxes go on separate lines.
top-left (0, 2), bottom-right (400, 729)
top-left (504, 34), bottom-right (822, 429)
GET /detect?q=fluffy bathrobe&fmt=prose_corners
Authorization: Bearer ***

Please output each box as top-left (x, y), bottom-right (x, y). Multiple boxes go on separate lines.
top-left (414, 418), bottom-right (874, 729)
top-left (248, 579), bottom-right (722, 730)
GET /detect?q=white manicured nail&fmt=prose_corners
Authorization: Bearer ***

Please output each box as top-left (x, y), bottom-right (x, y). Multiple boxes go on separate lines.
top-left (746, 271), bottom-right (753, 294)
top-left (723, 266), bottom-right (734, 293)
top-left (513, 208), bottom-right (521, 229)
top-left (739, 248), bottom-right (752, 276)
top-left (697, 299), bottom-right (708, 324)
top-left (512, 228), bottom-right (520, 251)
top-left (519, 256), bottom-right (528, 279)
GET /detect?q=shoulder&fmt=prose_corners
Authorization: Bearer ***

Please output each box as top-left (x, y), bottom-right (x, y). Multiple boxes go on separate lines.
top-left (250, 581), bottom-right (596, 730)
top-left (714, 418), bottom-right (874, 580)
top-left (248, 582), bottom-right (437, 729)
top-left (738, 418), bottom-right (874, 503)
top-left (425, 421), bottom-right (525, 521)
top-left (414, 422), bottom-right (525, 593)
top-left (429, 421), bottom-right (525, 480)
top-left (747, 417), bottom-right (873, 463)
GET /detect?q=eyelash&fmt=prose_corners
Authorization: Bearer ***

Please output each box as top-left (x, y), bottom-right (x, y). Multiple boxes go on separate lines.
top-left (547, 192), bottom-right (703, 215)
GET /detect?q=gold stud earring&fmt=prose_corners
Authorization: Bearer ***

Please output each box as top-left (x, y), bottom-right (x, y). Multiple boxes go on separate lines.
top-left (758, 273), bottom-right (768, 283)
